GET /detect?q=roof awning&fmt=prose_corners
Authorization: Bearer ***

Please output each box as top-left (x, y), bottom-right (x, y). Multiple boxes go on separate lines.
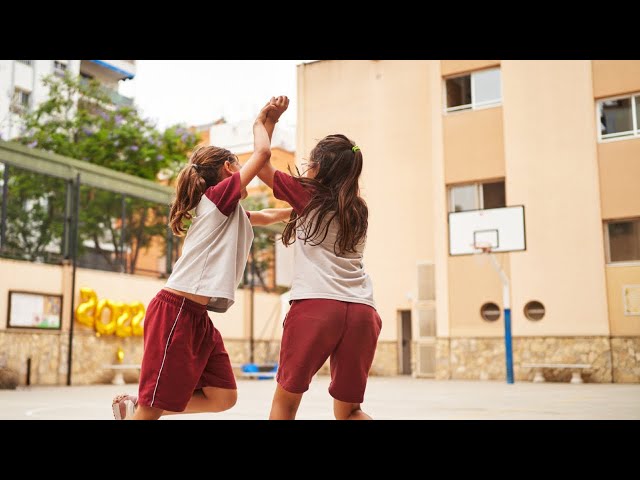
top-left (90, 60), bottom-right (135, 80)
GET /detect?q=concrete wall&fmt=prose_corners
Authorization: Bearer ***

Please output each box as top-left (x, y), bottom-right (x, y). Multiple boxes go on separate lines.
top-left (444, 107), bottom-right (505, 184)
top-left (0, 258), bottom-right (284, 385)
top-left (606, 265), bottom-right (640, 336)
top-left (501, 60), bottom-right (610, 336)
top-left (297, 60), bottom-right (435, 341)
top-left (598, 139), bottom-right (640, 220)
top-left (592, 60), bottom-right (640, 98)
top-left (441, 60), bottom-right (501, 77)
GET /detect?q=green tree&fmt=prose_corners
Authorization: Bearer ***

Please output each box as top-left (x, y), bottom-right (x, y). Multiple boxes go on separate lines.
top-left (2, 165), bottom-right (66, 263)
top-left (9, 73), bottom-right (199, 273)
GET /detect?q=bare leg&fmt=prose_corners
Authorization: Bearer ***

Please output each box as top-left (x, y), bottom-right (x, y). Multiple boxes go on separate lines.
top-left (131, 405), bottom-right (163, 420)
top-left (162, 387), bottom-right (237, 415)
top-left (269, 384), bottom-right (303, 420)
top-left (333, 399), bottom-right (372, 420)
top-left (117, 387), bottom-right (237, 420)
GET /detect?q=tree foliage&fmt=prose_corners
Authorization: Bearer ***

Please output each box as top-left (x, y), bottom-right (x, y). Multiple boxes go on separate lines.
top-left (5, 73), bottom-right (199, 273)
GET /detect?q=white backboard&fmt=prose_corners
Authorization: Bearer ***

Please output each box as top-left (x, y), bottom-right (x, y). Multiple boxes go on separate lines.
top-left (448, 205), bottom-right (526, 256)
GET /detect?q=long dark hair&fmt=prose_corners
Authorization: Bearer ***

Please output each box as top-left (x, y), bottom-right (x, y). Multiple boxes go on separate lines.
top-left (169, 145), bottom-right (237, 236)
top-left (281, 134), bottom-right (368, 255)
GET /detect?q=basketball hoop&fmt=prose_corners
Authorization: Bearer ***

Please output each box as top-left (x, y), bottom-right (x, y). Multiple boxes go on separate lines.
top-left (448, 205), bottom-right (525, 256)
top-left (450, 207), bottom-right (520, 384)
top-left (472, 241), bottom-right (493, 255)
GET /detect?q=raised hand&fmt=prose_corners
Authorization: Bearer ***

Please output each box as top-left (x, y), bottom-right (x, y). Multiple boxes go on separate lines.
top-left (266, 95), bottom-right (289, 124)
top-left (255, 100), bottom-right (277, 125)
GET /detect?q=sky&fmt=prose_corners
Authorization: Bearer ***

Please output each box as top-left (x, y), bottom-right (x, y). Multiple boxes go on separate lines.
top-left (118, 60), bottom-right (306, 131)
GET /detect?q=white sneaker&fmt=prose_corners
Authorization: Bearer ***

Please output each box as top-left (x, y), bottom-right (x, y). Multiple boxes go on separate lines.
top-left (112, 394), bottom-right (138, 420)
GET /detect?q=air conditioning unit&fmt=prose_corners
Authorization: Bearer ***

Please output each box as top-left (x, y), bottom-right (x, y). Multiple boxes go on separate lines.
top-left (415, 340), bottom-right (436, 378)
top-left (415, 305), bottom-right (436, 338)
top-left (417, 262), bottom-right (435, 302)
top-left (413, 262), bottom-right (437, 377)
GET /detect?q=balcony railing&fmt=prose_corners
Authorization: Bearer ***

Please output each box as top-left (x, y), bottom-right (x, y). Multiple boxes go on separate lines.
top-left (79, 77), bottom-right (133, 108)
top-left (106, 89), bottom-right (133, 108)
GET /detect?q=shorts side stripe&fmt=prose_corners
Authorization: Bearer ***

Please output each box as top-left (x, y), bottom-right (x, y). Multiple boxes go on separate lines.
top-left (151, 297), bottom-right (185, 407)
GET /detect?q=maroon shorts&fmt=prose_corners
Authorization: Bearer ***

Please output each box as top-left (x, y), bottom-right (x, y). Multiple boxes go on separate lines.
top-left (137, 290), bottom-right (236, 412)
top-left (276, 299), bottom-right (382, 404)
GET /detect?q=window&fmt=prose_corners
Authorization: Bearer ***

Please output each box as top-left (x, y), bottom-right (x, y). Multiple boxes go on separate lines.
top-left (598, 93), bottom-right (640, 141)
top-left (445, 67), bottom-right (502, 113)
top-left (482, 181), bottom-right (506, 209)
top-left (524, 301), bottom-right (545, 321)
top-left (480, 302), bottom-right (501, 322)
top-left (448, 180), bottom-right (506, 212)
top-left (53, 60), bottom-right (67, 77)
top-left (10, 88), bottom-right (30, 113)
top-left (16, 60), bottom-right (33, 66)
top-left (606, 219), bottom-right (640, 263)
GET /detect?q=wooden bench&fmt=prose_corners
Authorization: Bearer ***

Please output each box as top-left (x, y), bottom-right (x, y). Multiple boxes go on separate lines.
top-left (521, 363), bottom-right (591, 384)
top-left (103, 364), bottom-right (141, 385)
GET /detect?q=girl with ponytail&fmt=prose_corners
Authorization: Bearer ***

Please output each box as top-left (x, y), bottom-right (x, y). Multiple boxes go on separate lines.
top-left (258, 134), bottom-right (381, 420)
top-left (112, 96), bottom-right (291, 420)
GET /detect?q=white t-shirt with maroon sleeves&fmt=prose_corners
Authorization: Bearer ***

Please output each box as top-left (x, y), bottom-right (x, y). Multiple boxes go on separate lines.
top-left (165, 172), bottom-right (253, 313)
top-left (273, 171), bottom-right (376, 309)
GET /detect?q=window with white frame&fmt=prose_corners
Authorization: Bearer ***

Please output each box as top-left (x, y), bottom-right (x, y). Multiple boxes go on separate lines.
top-left (53, 60), bottom-right (67, 77)
top-left (606, 218), bottom-right (640, 263)
top-left (10, 88), bottom-right (31, 113)
top-left (445, 67), bottom-right (502, 113)
top-left (16, 60), bottom-right (33, 66)
top-left (448, 180), bottom-right (506, 212)
top-left (598, 93), bottom-right (640, 141)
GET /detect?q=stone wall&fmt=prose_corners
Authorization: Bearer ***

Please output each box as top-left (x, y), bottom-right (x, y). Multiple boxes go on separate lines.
top-left (72, 329), bottom-right (145, 385)
top-left (446, 336), bottom-right (614, 383)
top-left (369, 341), bottom-right (397, 376)
top-left (516, 337), bottom-right (612, 383)
top-left (225, 339), bottom-right (280, 367)
top-left (435, 338), bottom-right (451, 380)
top-left (0, 330), bottom-right (64, 385)
top-left (2, 330), bottom-right (637, 385)
top-left (611, 337), bottom-right (640, 383)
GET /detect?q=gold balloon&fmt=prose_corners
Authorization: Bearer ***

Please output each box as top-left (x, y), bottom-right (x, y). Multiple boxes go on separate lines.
top-left (130, 302), bottom-right (145, 336)
top-left (115, 303), bottom-right (133, 338)
top-left (94, 299), bottom-right (118, 336)
top-left (75, 287), bottom-right (97, 328)
top-left (75, 287), bottom-right (146, 337)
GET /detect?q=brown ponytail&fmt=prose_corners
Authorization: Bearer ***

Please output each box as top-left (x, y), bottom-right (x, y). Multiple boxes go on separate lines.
top-left (169, 145), bottom-right (238, 236)
top-left (281, 134), bottom-right (368, 255)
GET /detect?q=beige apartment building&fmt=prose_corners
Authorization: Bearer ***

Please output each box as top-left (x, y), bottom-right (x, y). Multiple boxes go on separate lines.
top-left (1, 60), bottom-right (637, 387)
top-left (295, 60), bottom-right (640, 382)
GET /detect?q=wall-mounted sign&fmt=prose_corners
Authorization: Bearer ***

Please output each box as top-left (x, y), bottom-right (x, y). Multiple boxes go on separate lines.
top-left (7, 291), bottom-right (62, 330)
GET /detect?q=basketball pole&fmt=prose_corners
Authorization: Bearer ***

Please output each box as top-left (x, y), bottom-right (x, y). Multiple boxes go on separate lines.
top-left (486, 251), bottom-right (514, 384)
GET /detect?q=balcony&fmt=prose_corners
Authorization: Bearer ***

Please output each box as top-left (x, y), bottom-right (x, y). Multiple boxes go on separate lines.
top-left (79, 77), bottom-right (134, 108)
top-left (105, 88), bottom-right (134, 108)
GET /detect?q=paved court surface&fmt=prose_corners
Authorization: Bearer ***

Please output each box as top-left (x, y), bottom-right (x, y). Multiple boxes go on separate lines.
top-left (0, 376), bottom-right (638, 420)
